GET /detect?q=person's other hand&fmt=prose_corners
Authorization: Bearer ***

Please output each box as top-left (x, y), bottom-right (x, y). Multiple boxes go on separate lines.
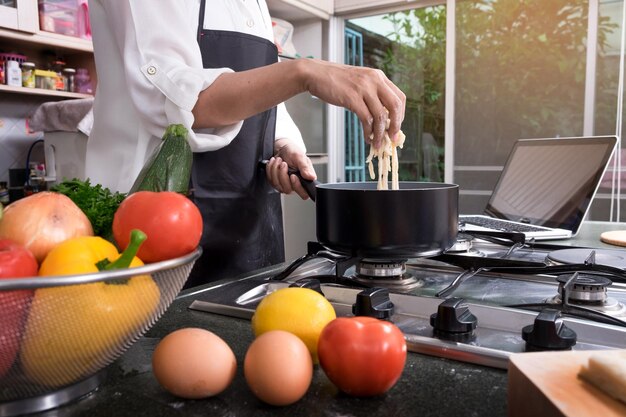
top-left (266, 139), bottom-right (317, 200)
top-left (300, 59), bottom-right (406, 149)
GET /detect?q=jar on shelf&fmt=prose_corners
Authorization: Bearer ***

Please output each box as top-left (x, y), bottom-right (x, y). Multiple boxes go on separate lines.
top-left (74, 68), bottom-right (92, 94)
top-left (63, 67), bottom-right (76, 92)
top-left (0, 182), bottom-right (9, 206)
top-left (34, 69), bottom-right (58, 90)
top-left (21, 62), bottom-right (36, 88)
top-left (50, 60), bottom-right (66, 91)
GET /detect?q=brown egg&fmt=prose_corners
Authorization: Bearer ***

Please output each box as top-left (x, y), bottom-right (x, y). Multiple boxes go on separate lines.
top-left (244, 330), bottom-right (313, 406)
top-left (152, 328), bottom-right (236, 399)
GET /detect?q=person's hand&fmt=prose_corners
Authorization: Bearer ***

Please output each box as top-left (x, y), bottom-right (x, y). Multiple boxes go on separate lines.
top-left (300, 59), bottom-right (406, 149)
top-left (265, 139), bottom-right (317, 200)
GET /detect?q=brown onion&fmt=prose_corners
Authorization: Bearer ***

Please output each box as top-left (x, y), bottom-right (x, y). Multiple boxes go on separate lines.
top-left (0, 192), bottom-right (93, 263)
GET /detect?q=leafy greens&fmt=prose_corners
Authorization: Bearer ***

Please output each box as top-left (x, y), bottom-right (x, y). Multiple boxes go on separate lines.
top-left (51, 178), bottom-right (126, 239)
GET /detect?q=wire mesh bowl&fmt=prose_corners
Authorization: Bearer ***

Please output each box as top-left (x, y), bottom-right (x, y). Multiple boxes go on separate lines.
top-left (0, 247), bottom-right (201, 416)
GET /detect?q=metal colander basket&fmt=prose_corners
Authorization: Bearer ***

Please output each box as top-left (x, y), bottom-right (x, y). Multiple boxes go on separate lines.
top-left (0, 248), bottom-right (201, 416)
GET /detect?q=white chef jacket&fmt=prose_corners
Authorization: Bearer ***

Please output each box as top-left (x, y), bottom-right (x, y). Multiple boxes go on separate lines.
top-left (86, 0), bottom-right (305, 193)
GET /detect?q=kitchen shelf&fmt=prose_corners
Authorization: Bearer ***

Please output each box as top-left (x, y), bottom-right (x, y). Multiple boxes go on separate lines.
top-left (0, 27), bottom-right (92, 53)
top-left (0, 84), bottom-right (92, 98)
top-left (267, 0), bottom-right (331, 21)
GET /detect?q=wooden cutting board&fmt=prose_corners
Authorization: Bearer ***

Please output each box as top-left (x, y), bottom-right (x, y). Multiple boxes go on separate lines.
top-left (600, 230), bottom-right (626, 247)
top-left (508, 351), bottom-right (626, 417)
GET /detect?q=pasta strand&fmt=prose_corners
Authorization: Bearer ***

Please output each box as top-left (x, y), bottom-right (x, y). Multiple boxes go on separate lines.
top-left (367, 130), bottom-right (406, 190)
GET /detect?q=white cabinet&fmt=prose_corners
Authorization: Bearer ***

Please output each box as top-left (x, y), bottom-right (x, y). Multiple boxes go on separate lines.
top-left (0, 0), bottom-right (38, 32)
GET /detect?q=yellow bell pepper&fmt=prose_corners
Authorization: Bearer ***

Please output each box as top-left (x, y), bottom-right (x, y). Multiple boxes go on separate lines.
top-left (20, 230), bottom-right (160, 387)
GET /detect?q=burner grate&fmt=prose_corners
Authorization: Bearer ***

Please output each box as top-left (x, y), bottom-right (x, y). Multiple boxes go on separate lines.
top-left (547, 248), bottom-right (626, 270)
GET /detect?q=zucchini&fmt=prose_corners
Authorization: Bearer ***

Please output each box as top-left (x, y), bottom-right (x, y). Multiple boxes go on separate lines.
top-left (129, 124), bottom-right (193, 195)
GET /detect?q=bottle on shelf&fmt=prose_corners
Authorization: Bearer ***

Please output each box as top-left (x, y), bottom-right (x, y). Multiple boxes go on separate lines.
top-left (21, 62), bottom-right (36, 88)
top-left (63, 67), bottom-right (76, 92)
top-left (6, 60), bottom-right (21, 87)
top-left (0, 53), bottom-right (27, 86)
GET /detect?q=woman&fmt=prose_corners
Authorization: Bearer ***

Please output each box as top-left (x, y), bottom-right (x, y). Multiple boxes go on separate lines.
top-left (86, 0), bottom-right (406, 288)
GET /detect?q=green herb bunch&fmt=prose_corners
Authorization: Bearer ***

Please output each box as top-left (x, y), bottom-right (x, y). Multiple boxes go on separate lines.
top-left (51, 178), bottom-right (126, 239)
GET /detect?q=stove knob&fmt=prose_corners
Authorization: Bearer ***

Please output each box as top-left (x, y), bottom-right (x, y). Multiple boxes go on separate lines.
top-left (289, 278), bottom-right (324, 296)
top-left (522, 309), bottom-right (577, 351)
top-left (430, 297), bottom-right (478, 334)
top-left (352, 287), bottom-right (395, 320)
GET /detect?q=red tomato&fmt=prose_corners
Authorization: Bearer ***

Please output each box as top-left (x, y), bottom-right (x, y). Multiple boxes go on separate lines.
top-left (0, 239), bottom-right (37, 377)
top-left (317, 316), bottom-right (407, 397)
top-left (112, 191), bottom-right (203, 263)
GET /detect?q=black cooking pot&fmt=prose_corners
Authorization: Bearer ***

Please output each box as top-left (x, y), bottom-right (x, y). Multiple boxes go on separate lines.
top-left (315, 182), bottom-right (458, 257)
top-left (260, 161), bottom-right (459, 258)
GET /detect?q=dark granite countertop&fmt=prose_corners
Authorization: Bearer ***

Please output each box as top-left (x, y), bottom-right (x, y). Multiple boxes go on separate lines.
top-left (31, 222), bottom-right (625, 416)
top-left (37, 292), bottom-right (507, 417)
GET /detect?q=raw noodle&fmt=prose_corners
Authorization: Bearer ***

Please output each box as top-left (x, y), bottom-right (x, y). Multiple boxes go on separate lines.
top-left (366, 129), bottom-right (406, 190)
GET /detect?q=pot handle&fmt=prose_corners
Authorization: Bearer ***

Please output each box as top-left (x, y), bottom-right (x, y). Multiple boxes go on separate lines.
top-left (258, 160), bottom-right (319, 201)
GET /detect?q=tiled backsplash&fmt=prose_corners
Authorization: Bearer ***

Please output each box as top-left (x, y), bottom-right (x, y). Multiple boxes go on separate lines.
top-left (0, 96), bottom-right (46, 187)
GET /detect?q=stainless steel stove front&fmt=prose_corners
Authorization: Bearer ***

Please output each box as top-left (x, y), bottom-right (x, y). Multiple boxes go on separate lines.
top-left (187, 250), bottom-right (626, 370)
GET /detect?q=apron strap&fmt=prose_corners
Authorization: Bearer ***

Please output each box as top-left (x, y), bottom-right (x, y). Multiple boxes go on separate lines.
top-left (197, 0), bottom-right (207, 40)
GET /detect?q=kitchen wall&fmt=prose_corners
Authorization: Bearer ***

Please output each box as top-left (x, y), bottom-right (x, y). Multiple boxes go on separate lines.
top-left (0, 95), bottom-right (45, 189)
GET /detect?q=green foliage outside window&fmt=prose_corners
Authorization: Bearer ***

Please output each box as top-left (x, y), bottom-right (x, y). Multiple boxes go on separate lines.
top-left (353, 0), bottom-right (619, 182)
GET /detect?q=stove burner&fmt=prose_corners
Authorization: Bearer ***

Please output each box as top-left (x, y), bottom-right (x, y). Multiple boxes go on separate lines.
top-left (445, 234), bottom-right (485, 257)
top-left (544, 274), bottom-right (626, 318)
top-left (546, 294), bottom-right (626, 318)
top-left (353, 259), bottom-right (423, 291)
top-left (547, 248), bottom-right (626, 270)
top-left (356, 259), bottom-right (406, 277)
top-left (556, 274), bottom-right (611, 303)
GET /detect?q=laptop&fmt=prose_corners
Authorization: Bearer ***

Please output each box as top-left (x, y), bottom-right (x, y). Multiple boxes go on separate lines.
top-left (459, 136), bottom-right (618, 240)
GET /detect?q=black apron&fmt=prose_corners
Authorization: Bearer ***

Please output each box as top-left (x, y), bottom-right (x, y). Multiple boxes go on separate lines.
top-left (185, 0), bottom-right (284, 289)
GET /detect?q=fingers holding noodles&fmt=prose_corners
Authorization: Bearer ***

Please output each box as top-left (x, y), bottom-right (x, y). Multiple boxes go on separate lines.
top-left (366, 129), bottom-right (405, 190)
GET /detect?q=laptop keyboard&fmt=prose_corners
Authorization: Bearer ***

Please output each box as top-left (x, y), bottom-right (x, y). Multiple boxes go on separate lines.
top-left (460, 216), bottom-right (553, 233)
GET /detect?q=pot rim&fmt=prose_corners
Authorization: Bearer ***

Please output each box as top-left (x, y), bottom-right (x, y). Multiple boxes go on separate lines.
top-left (317, 182), bottom-right (459, 191)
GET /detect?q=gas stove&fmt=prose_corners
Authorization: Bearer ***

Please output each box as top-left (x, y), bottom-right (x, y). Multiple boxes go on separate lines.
top-left (189, 231), bottom-right (626, 369)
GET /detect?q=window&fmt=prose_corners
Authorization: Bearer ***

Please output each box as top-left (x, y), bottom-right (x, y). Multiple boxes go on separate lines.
top-left (341, 0), bottom-right (625, 220)
top-left (455, 0), bottom-right (623, 220)
top-left (345, 4), bottom-right (447, 183)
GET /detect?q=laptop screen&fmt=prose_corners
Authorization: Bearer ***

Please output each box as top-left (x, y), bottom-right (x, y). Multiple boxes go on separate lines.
top-left (485, 136), bottom-right (617, 232)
